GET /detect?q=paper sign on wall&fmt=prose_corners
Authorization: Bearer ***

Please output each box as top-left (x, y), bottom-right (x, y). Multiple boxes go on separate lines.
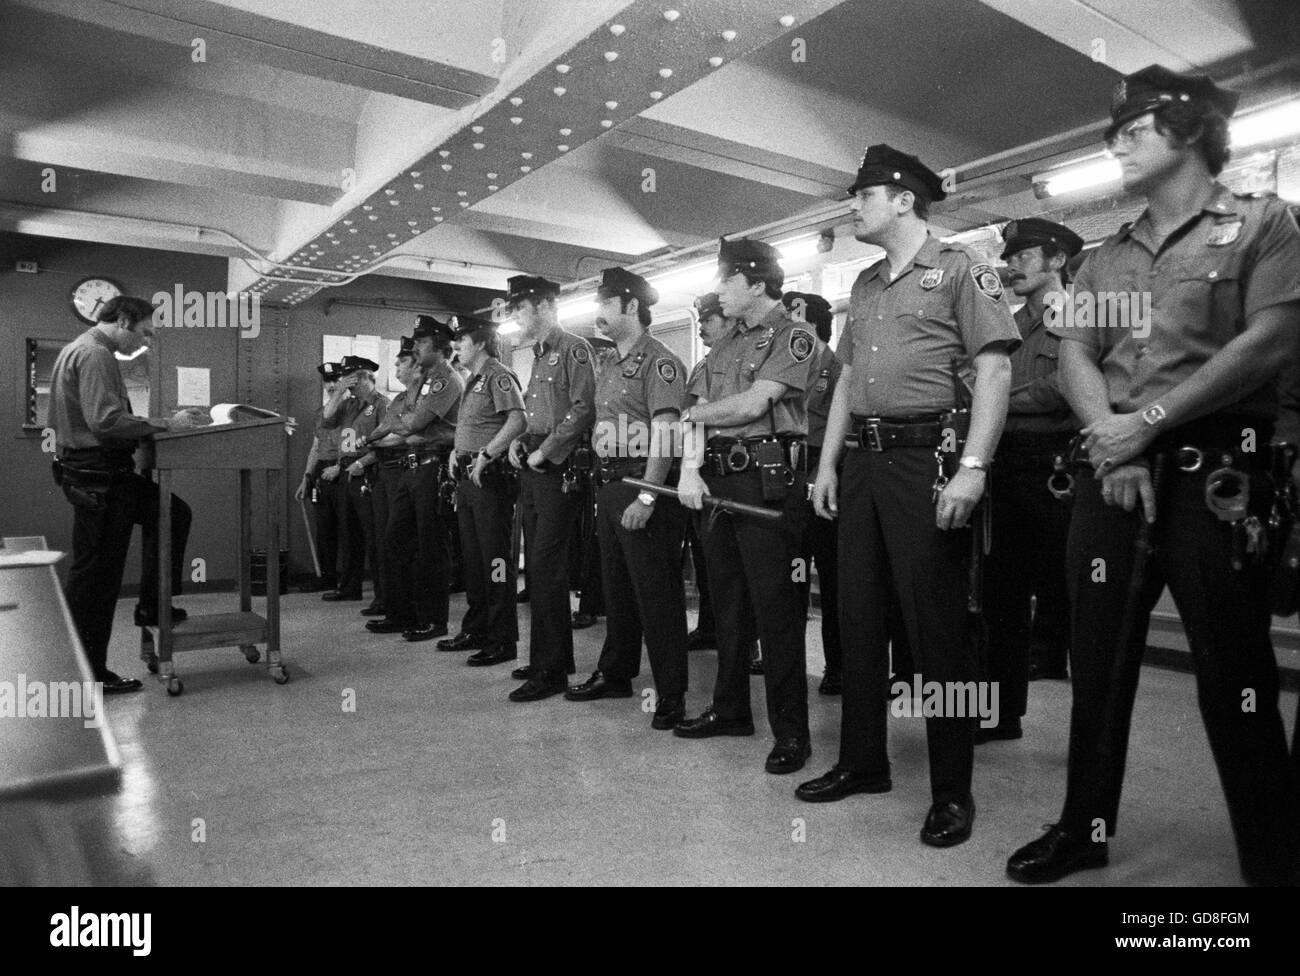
top-left (176, 366), bottom-right (211, 407)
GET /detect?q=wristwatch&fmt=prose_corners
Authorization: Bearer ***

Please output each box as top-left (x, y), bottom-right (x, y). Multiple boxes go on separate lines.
top-left (478, 447), bottom-right (492, 462)
top-left (959, 456), bottom-right (989, 472)
top-left (637, 491), bottom-right (656, 507)
top-left (1141, 403), bottom-right (1167, 427)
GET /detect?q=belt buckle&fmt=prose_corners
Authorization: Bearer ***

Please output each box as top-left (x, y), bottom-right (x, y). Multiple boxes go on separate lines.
top-left (405, 452), bottom-right (417, 470)
top-left (864, 422), bottom-right (883, 452)
top-left (726, 441), bottom-right (751, 473)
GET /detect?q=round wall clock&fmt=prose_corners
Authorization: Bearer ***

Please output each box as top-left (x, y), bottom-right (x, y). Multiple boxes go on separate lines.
top-left (71, 277), bottom-right (122, 323)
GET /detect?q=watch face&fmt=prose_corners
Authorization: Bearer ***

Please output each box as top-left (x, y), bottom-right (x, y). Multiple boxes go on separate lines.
top-left (71, 277), bottom-right (122, 323)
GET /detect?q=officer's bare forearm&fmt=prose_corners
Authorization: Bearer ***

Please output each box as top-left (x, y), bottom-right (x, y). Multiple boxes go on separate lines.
top-left (644, 414), bottom-right (678, 485)
top-left (817, 370), bottom-right (853, 476)
top-left (485, 411), bottom-right (526, 458)
top-left (1058, 341), bottom-right (1114, 428)
top-left (964, 350), bottom-right (1011, 461)
top-left (303, 436), bottom-right (320, 478)
top-left (1153, 304), bottom-right (1300, 428)
top-left (320, 391), bottom-right (348, 425)
top-left (688, 380), bottom-right (789, 428)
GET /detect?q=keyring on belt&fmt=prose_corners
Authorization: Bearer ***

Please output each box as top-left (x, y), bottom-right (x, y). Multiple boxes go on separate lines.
top-left (1205, 465), bottom-right (1250, 522)
top-left (1047, 453), bottom-right (1074, 501)
top-left (1176, 446), bottom-right (1204, 473)
top-left (726, 442), bottom-right (750, 473)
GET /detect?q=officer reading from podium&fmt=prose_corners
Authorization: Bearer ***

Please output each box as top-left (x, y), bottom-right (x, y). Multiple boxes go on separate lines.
top-left (49, 294), bottom-right (192, 693)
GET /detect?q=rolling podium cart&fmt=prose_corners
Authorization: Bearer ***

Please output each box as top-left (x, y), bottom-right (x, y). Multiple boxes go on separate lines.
top-left (142, 417), bottom-right (290, 695)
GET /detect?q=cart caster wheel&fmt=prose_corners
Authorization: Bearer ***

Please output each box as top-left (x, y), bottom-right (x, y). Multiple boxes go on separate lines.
top-left (144, 653), bottom-right (159, 675)
top-left (242, 647), bottom-right (261, 664)
top-left (166, 677), bottom-right (184, 696)
top-left (272, 667), bottom-right (290, 685)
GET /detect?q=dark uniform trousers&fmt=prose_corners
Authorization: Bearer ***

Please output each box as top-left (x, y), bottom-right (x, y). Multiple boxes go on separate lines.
top-left (683, 519), bottom-right (714, 635)
top-left (838, 447), bottom-right (975, 804)
top-left (340, 468), bottom-right (381, 602)
top-left (1060, 460), bottom-right (1299, 886)
top-left (457, 470), bottom-right (519, 644)
top-left (518, 465), bottom-right (580, 674)
top-left (371, 464), bottom-right (404, 611)
top-left (800, 448), bottom-right (841, 674)
top-left (63, 470), bottom-right (192, 677)
top-left (384, 459), bottom-right (451, 628)
top-left (698, 468), bottom-right (809, 740)
top-left (309, 460), bottom-right (343, 587)
top-left (982, 438), bottom-right (1073, 717)
top-left (595, 479), bottom-right (688, 695)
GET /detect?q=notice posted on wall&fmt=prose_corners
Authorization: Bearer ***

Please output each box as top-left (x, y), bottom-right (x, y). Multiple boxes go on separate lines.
top-left (176, 366), bottom-right (211, 407)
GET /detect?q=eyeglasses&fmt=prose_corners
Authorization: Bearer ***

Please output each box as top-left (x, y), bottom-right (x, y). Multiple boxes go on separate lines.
top-left (1104, 116), bottom-right (1157, 152)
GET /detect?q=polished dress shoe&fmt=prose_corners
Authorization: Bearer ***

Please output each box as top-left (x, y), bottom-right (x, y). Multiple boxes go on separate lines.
top-left (974, 717), bottom-right (1023, 744)
top-left (99, 670), bottom-right (144, 694)
top-left (511, 664), bottom-right (535, 680)
top-left (133, 605), bottom-right (188, 628)
top-left (686, 628), bottom-right (715, 651)
top-left (818, 670), bottom-right (842, 695)
top-left (366, 617), bottom-right (414, 634)
top-left (403, 623), bottom-right (449, 642)
top-left (795, 766), bottom-right (892, 802)
top-left (1028, 661), bottom-right (1069, 681)
top-left (321, 589), bottom-right (363, 601)
top-left (508, 672), bottom-right (566, 702)
top-left (437, 631), bottom-right (486, 652)
top-left (565, 670), bottom-right (633, 701)
top-left (571, 612), bottom-right (599, 629)
top-left (1007, 824), bottom-right (1108, 883)
top-left (672, 708), bottom-right (755, 738)
top-left (359, 601), bottom-right (386, 617)
top-left (765, 738), bottom-right (812, 774)
top-left (920, 795), bottom-right (975, 848)
top-left (467, 643), bottom-right (517, 667)
top-left (651, 694), bottom-right (685, 730)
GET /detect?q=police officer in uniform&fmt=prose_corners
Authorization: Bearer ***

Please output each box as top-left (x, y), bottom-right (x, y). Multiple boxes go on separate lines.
top-left (506, 275), bottom-right (596, 701)
top-left (796, 145), bottom-right (1018, 848)
top-left (364, 316), bottom-right (463, 641)
top-left (49, 295), bottom-right (193, 693)
top-left (977, 219), bottom-right (1082, 742)
top-left (439, 315), bottom-right (526, 666)
top-left (319, 356), bottom-right (387, 604)
top-left (675, 239), bottom-right (816, 775)
top-left (784, 291), bottom-right (845, 695)
top-left (1008, 66), bottom-right (1300, 886)
top-left (565, 268), bottom-right (690, 729)
top-left (295, 362), bottom-right (344, 594)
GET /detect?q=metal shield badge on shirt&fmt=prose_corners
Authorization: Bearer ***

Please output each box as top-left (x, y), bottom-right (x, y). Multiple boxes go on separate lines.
top-left (1208, 221), bottom-right (1242, 246)
top-left (919, 268), bottom-right (944, 290)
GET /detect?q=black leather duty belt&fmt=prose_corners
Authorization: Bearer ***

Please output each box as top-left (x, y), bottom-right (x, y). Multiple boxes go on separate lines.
top-left (702, 436), bottom-right (805, 478)
top-left (379, 447), bottom-right (449, 470)
top-left (847, 414), bottom-right (947, 452)
top-left (594, 458), bottom-right (647, 486)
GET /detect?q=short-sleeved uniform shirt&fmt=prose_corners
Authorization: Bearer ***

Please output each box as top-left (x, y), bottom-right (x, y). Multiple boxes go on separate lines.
top-left (455, 357), bottom-right (525, 453)
top-left (311, 406), bottom-right (342, 462)
top-left (1050, 184), bottom-right (1300, 419)
top-left (1005, 305), bottom-right (1075, 435)
top-left (592, 331), bottom-right (686, 459)
top-left (402, 361), bottom-right (462, 447)
top-left (837, 235), bottom-right (1020, 416)
top-left (805, 342), bottom-right (842, 448)
top-left (524, 325), bottom-right (596, 463)
top-left (687, 302), bottom-right (816, 439)
top-left (322, 389), bottom-right (388, 457)
top-left (50, 329), bottom-right (160, 454)
top-left (685, 359), bottom-right (708, 407)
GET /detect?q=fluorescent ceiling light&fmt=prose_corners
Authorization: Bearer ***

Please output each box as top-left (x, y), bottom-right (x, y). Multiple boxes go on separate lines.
top-left (646, 261), bottom-right (716, 295)
top-left (1231, 98), bottom-right (1300, 150)
top-left (556, 298), bottom-right (597, 323)
top-left (775, 235), bottom-right (821, 261)
top-left (1037, 156), bottom-right (1121, 198)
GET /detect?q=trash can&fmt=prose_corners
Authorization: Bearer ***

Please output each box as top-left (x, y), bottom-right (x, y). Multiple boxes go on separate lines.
top-left (250, 548), bottom-right (290, 596)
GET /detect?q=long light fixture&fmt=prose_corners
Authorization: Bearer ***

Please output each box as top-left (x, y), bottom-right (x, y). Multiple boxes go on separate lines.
top-left (1035, 96), bottom-right (1300, 199)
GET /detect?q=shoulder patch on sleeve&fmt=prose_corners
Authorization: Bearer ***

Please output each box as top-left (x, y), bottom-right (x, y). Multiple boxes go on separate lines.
top-left (969, 263), bottom-right (1004, 302)
top-left (495, 373), bottom-right (513, 392)
top-left (655, 358), bottom-right (678, 384)
top-left (571, 344), bottom-right (590, 365)
top-left (789, 328), bottom-right (814, 364)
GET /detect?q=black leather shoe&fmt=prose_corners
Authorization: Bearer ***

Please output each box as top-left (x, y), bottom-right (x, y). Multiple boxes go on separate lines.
top-left (974, 717), bottom-right (1023, 744)
top-left (322, 589), bottom-right (363, 601)
top-left (686, 629), bottom-right (715, 651)
top-left (366, 617), bottom-right (414, 634)
top-left (1028, 662), bottom-right (1069, 681)
top-left (765, 737), bottom-right (812, 774)
top-left (467, 643), bottom-right (517, 667)
top-left (359, 601), bottom-right (386, 617)
top-left (1007, 824), bottom-right (1108, 883)
top-left (795, 766), bottom-right (892, 802)
top-left (99, 671), bottom-right (144, 694)
top-left (651, 694), bottom-right (685, 730)
top-left (511, 662), bottom-right (575, 679)
top-left (509, 672), bottom-right (566, 702)
top-left (920, 796), bottom-right (975, 848)
top-left (403, 623), bottom-right (449, 642)
top-left (672, 708), bottom-right (755, 738)
top-left (133, 605), bottom-right (188, 628)
top-left (437, 632), bottom-right (486, 651)
top-left (748, 657), bottom-right (764, 675)
top-left (818, 670), bottom-right (842, 695)
top-left (565, 670), bottom-right (633, 701)
top-left (571, 612), bottom-right (599, 629)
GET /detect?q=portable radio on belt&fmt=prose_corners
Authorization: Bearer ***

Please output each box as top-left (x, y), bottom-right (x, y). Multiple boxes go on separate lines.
top-left (757, 399), bottom-right (789, 502)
